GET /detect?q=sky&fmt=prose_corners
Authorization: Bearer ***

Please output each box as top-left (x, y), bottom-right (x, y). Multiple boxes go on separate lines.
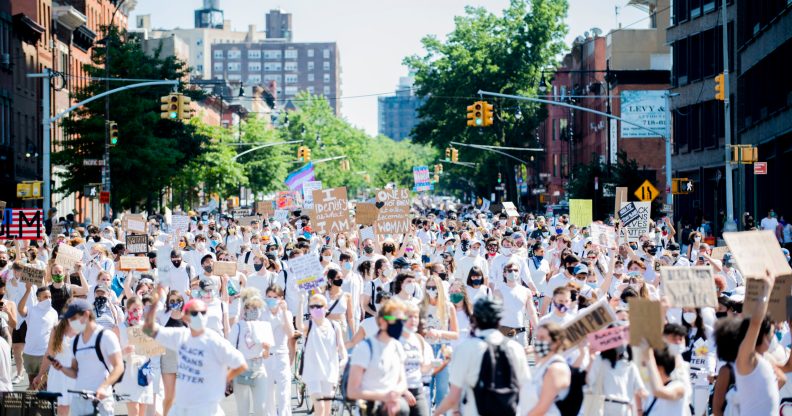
top-left (130, 0), bottom-right (649, 135)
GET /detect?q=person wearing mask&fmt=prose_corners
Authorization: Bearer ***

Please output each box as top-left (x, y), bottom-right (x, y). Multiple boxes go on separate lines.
top-left (527, 242), bottom-right (551, 290)
top-left (420, 275), bottom-right (459, 408)
top-left (141, 294), bottom-right (247, 416)
top-left (495, 261), bottom-right (539, 346)
top-left (339, 252), bottom-right (364, 328)
top-left (464, 266), bottom-right (491, 303)
top-left (261, 285), bottom-right (294, 416)
top-left (159, 291), bottom-right (187, 416)
top-left (525, 323), bottom-right (571, 416)
top-left (299, 294), bottom-right (348, 416)
top-left (362, 259), bottom-right (393, 318)
top-left (34, 317), bottom-right (76, 414)
top-left (162, 249), bottom-right (196, 299)
top-left (434, 298), bottom-right (532, 416)
top-left (541, 254), bottom-right (580, 315)
top-left (116, 296), bottom-right (154, 416)
top-left (319, 245), bottom-right (338, 270)
top-left (585, 325), bottom-right (647, 415)
top-left (0, 279), bottom-right (18, 353)
top-left (324, 268), bottom-right (354, 341)
top-left (454, 239), bottom-right (488, 282)
top-left (347, 291), bottom-right (394, 349)
top-left (400, 303), bottom-right (433, 416)
top-left (195, 278), bottom-right (230, 337)
top-left (448, 281), bottom-right (473, 347)
top-left (712, 317), bottom-right (741, 416)
top-left (391, 270), bottom-right (421, 306)
top-left (92, 284), bottom-right (121, 335)
top-left (346, 299), bottom-right (409, 416)
top-left (246, 254), bottom-right (274, 295)
top-left (224, 225), bottom-right (243, 256)
top-left (686, 231), bottom-right (703, 263)
top-left (187, 235), bottom-right (215, 273)
top-left (48, 263), bottom-right (89, 316)
top-left (760, 209), bottom-right (779, 232)
top-left (539, 286), bottom-right (575, 327)
top-left (18, 283), bottom-right (58, 387)
top-left (229, 294), bottom-right (274, 416)
top-left (49, 299), bottom-right (125, 416)
top-left (85, 245), bottom-right (114, 287)
top-left (6, 261), bottom-right (31, 384)
top-left (641, 346), bottom-right (689, 415)
top-left (417, 221), bottom-right (436, 265)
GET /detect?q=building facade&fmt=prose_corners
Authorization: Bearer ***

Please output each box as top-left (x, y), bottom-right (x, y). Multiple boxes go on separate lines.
top-left (378, 76), bottom-right (422, 141)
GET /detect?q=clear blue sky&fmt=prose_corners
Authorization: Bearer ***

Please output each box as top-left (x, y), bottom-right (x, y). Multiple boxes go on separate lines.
top-left (129, 0), bottom-right (649, 135)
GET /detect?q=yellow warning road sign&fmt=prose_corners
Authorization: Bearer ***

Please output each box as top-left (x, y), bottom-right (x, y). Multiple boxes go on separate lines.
top-left (634, 180), bottom-right (659, 202)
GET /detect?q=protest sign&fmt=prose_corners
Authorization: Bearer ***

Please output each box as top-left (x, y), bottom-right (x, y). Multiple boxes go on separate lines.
top-left (119, 256), bottom-right (151, 271)
top-left (413, 166), bottom-right (432, 192)
top-left (124, 214), bottom-right (147, 235)
top-left (55, 243), bottom-right (82, 270)
top-left (569, 199), bottom-right (593, 227)
top-left (710, 246), bottom-right (729, 261)
top-left (590, 223), bottom-right (618, 249)
top-left (156, 244), bottom-right (173, 273)
top-left (212, 261), bottom-right (237, 277)
top-left (276, 191), bottom-right (299, 210)
top-left (617, 202), bottom-right (640, 226)
top-left (359, 226), bottom-right (376, 243)
top-left (374, 188), bottom-right (411, 235)
top-left (724, 230), bottom-right (792, 277)
top-left (614, 187), bottom-right (628, 218)
top-left (237, 216), bottom-right (259, 227)
top-left (289, 254), bottom-right (325, 292)
top-left (302, 181), bottom-right (323, 210)
top-left (20, 265), bottom-right (45, 286)
top-left (255, 200), bottom-right (275, 217)
top-left (171, 215), bottom-right (189, 234)
top-left (743, 275), bottom-right (792, 321)
top-left (274, 209), bottom-right (289, 225)
top-left (502, 202), bottom-right (519, 218)
top-left (628, 298), bottom-right (664, 349)
top-left (561, 299), bottom-right (615, 348)
top-left (587, 326), bottom-right (629, 352)
top-left (312, 187), bottom-right (352, 235)
top-left (127, 326), bottom-right (166, 356)
top-left (660, 266), bottom-right (718, 308)
top-left (125, 234), bottom-right (149, 255)
top-left (355, 203), bottom-right (379, 226)
top-left (620, 201), bottom-right (650, 242)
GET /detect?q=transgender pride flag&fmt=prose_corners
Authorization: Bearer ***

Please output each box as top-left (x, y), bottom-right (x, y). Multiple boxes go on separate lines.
top-left (285, 162), bottom-right (316, 191)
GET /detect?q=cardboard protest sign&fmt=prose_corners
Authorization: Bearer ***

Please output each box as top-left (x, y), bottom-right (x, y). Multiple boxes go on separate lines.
top-left (710, 246), bottom-right (729, 261)
top-left (302, 181), bottom-right (323, 210)
top-left (724, 231), bottom-right (792, 278)
top-left (156, 244), bottom-right (174, 274)
top-left (590, 223), bottom-right (618, 249)
top-left (502, 202), bottom-right (519, 218)
top-left (620, 202), bottom-right (650, 242)
top-left (312, 187), bottom-right (352, 235)
top-left (276, 191), bottom-right (299, 210)
top-left (274, 209), bottom-right (289, 225)
top-left (618, 202), bottom-right (640, 226)
top-left (561, 299), bottom-right (616, 348)
top-left (359, 226), bottom-right (376, 243)
top-left (237, 216), bottom-right (259, 227)
top-left (127, 326), bottom-right (166, 356)
top-left (660, 266), bottom-right (718, 308)
top-left (628, 298), bottom-right (664, 349)
top-left (212, 261), bottom-right (237, 277)
top-left (255, 200), bottom-right (275, 217)
top-left (569, 199), bottom-right (593, 227)
top-left (374, 188), bottom-right (411, 235)
top-left (614, 187), bottom-right (628, 218)
top-left (171, 215), bottom-right (189, 234)
top-left (20, 265), bottom-right (45, 286)
top-left (289, 254), bottom-right (325, 291)
top-left (125, 234), bottom-right (149, 255)
top-left (587, 325), bottom-right (629, 352)
top-left (743, 275), bottom-right (792, 321)
top-left (55, 243), bottom-right (82, 270)
top-left (119, 256), bottom-right (151, 271)
top-left (355, 203), bottom-right (379, 226)
top-left (123, 214), bottom-right (147, 235)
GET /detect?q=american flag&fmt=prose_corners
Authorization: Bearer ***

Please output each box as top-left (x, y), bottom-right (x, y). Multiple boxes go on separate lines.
top-left (0, 208), bottom-right (46, 240)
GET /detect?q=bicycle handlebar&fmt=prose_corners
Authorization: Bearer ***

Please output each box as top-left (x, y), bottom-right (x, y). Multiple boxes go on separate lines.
top-left (67, 389), bottom-right (130, 401)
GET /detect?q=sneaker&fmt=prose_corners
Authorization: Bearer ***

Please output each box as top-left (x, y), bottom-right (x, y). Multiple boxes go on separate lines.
top-left (12, 374), bottom-right (23, 384)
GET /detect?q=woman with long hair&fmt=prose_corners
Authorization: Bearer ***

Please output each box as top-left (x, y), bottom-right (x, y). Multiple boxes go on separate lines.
top-left (229, 294), bottom-right (273, 416)
top-left (116, 296), bottom-right (154, 416)
top-left (33, 317), bottom-right (76, 415)
top-left (324, 268), bottom-right (354, 341)
top-left (526, 323), bottom-right (571, 416)
top-left (361, 258), bottom-right (393, 318)
top-left (159, 290), bottom-right (186, 416)
top-left (585, 325), bottom-right (647, 415)
top-left (420, 275), bottom-right (458, 408)
top-left (447, 280), bottom-right (472, 348)
top-left (261, 285), bottom-right (294, 416)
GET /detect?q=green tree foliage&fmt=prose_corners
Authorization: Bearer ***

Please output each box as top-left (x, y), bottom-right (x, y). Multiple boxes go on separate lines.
top-left (237, 116), bottom-right (292, 195)
top-left (404, 0), bottom-right (568, 197)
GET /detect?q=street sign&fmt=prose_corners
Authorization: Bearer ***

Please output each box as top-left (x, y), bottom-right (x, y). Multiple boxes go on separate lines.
top-left (99, 191), bottom-right (110, 204)
top-left (634, 180), bottom-right (659, 202)
top-left (662, 203), bottom-right (673, 213)
top-left (754, 162), bottom-right (767, 175)
top-left (83, 159), bottom-right (105, 166)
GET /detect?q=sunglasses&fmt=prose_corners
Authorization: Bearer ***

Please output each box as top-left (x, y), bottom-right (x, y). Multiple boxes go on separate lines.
top-left (382, 315), bottom-right (406, 323)
top-left (189, 310), bottom-right (207, 317)
top-left (308, 304), bottom-right (324, 310)
top-left (487, 244), bottom-right (498, 248)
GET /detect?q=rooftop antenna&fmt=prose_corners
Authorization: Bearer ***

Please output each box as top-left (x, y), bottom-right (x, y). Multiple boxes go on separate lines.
top-left (615, 5), bottom-right (621, 28)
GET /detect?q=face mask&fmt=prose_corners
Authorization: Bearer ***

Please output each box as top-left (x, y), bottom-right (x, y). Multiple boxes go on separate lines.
top-left (92, 235), bottom-right (101, 243)
top-left (449, 293), bottom-right (464, 304)
top-left (506, 271), bottom-right (519, 282)
top-left (614, 267), bottom-right (625, 275)
top-left (666, 342), bottom-right (683, 356)
top-left (201, 290), bottom-right (215, 302)
top-left (403, 282), bottom-right (415, 294)
top-left (337, 239), bottom-right (346, 247)
top-left (254, 263), bottom-right (264, 272)
top-left (386, 319), bottom-right (404, 339)
top-left (244, 308), bottom-right (261, 321)
top-left (171, 259), bottom-right (182, 268)
top-left (51, 274), bottom-right (64, 283)
top-left (168, 301), bottom-right (183, 311)
top-left (251, 244), bottom-right (260, 251)
top-left (534, 340), bottom-right (552, 358)
top-left (694, 236), bottom-right (701, 243)
top-left (310, 307), bottom-right (325, 320)
top-left (203, 265), bottom-right (213, 273)
top-left (0, 259), bottom-right (6, 268)
top-left (69, 318), bottom-right (87, 334)
top-left (38, 298), bottom-right (52, 310)
top-left (533, 255), bottom-right (544, 262)
top-left (500, 247), bottom-right (511, 256)
top-left (470, 278), bottom-right (483, 287)
top-left (331, 278), bottom-right (343, 287)
top-left (469, 248), bottom-right (480, 257)
top-left (566, 266), bottom-right (576, 275)
top-left (554, 302), bottom-right (568, 313)
top-left (364, 246), bottom-right (374, 255)
top-left (425, 287), bottom-right (438, 298)
top-left (322, 255), bottom-right (332, 263)
top-left (682, 312), bottom-right (696, 324)
top-left (190, 313), bottom-right (207, 331)
top-left (343, 262), bottom-right (353, 271)
top-left (586, 282), bottom-right (597, 289)
top-left (196, 243), bottom-right (206, 251)
top-left (382, 268), bottom-right (393, 278)
top-left (446, 246), bottom-right (455, 254)
top-left (94, 296), bottom-right (108, 311)
top-left (128, 309), bottom-right (142, 325)
top-left (715, 311), bottom-right (727, 319)
top-left (265, 298), bottom-right (279, 310)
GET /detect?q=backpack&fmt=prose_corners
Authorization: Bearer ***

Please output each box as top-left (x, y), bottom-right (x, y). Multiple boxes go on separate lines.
top-left (72, 329), bottom-right (123, 385)
top-left (340, 338), bottom-right (373, 400)
top-left (555, 364), bottom-right (586, 416)
top-left (472, 338), bottom-right (519, 416)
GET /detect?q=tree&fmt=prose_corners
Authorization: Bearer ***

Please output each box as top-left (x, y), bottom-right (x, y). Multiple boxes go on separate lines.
top-left (236, 116), bottom-right (292, 195)
top-left (404, 0), bottom-right (568, 200)
top-left (53, 27), bottom-right (205, 213)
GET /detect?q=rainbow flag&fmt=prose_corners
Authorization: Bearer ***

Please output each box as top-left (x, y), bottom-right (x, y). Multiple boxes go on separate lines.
top-left (285, 162), bottom-right (316, 191)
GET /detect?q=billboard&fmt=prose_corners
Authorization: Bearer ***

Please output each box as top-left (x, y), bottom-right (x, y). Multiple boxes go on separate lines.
top-left (620, 90), bottom-right (667, 138)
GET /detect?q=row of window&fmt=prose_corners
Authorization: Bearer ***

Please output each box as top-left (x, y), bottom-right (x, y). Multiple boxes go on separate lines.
top-left (210, 78), bottom-right (331, 96)
top-left (673, 100), bottom-right (727, 154)
top-left (213, 48), bottom-right (332, 60)
top-left (215, 61), bottom-right (332, 72)
top-left (671, 23), bottom-right (733, 87)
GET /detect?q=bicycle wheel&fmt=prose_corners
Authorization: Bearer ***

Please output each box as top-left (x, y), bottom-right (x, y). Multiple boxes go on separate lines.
top-left (296, 380), bottom-right (307, 408)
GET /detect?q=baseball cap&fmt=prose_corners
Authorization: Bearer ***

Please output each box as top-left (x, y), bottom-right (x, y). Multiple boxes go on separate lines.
top-left (573, 264), bottom-right (589, 275)
top-left (393, 257), bottom-right (410, 270)
top-left (94, 284), bottom-right (111, 294)
top-left (61, 299), bottom-right (91, 319)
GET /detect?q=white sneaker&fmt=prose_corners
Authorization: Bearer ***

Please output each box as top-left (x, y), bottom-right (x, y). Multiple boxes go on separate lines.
top-left (12, 374), bottom-right (23, 384)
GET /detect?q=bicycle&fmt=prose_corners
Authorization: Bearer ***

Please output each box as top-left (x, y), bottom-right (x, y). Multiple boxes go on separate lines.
top-left (67, 389), bottom-right (129, 416)
top-left (316, 382), bottom-right (360, 416)
top-left (292, 333), bottom-right (312, 412)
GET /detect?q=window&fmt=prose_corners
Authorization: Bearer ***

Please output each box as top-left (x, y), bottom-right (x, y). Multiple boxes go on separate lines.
top-left (553, 154), bottom-right (558, 176)
top-left (263, 74), bottom-right (280, 83)
top-left (248, 50), bottom-right (261, 59)
top-left (284, 49), bottom-right (298, 59)
top-left (248, 62), bottom-right (261, 72)
top-left (323, 86), bottom-right (330, 95)
top-left (248, 75), bottom-right (261, 83)
top-left (285, 86), bottom-right (298, 95)
top-left (323, 48), bottom-right (330, 59)
top-left (307, 86), bottom-right (314, 94)
top-left (263, 50), bottom-right (281, 60)
top-left (227, 49), bottom-right (241, 59)
top-left (213, 62), bottom-right (223, 72)
top-left (196, 39), bottom-right (203, 46)
top-left (285, 74), bottom-right (298, 84)
top-left (308, 62), bottom-right (314, 71)
top-left (228, 74), bottom-right (241, 81)
top-left (284, 62), bottom-right (297, 71)
top-left (323, 73), bottom-right (330, 83)
top-left (323, 61), bottom-right (330, 71)
top-left (308, 73), bottom-right (314, 82)
top-left (227, 62), bottom-right (240, 71)
top-left (307, 49), bottom-right (314, 57)
top-left (264, 62), bottom-right (282, 72)
top-left (196, 64), bottom-right (203, 73)
top-left (213, 50), bottom-right (224, 59)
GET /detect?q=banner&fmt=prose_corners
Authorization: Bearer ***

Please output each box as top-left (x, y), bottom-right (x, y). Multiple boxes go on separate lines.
top-left (628, 298), bottom-right (664, 349)
top-left (620, 201), bottom-right (650, 242)
top-left (255, 200), bottom-right (275, 217)
top-left (587, 326), bottom-right (629, 352)
top-left (724, 230), bottom-right (792, 277)
top-left (119, 256), bottom-right (151, 271)
top-left (312, 187), bottom-right (351, 235)
top-left (0, 208), bottom-right (45, 240)
top-left (413, 166), bottom-right (433, 192)
top-left (171, 215), bottom-right (189, 234)
top-left (620, 90), bottom-right (666, 138)
top-left (569, 199), bottom-right (592, 227)
top-left (302, 181), bottom-right (323, 210)
top-left (374, 188), bottom-right (410, 235)
top-left (275, 191), bottom-right (299, 210)
top-left (212, 261), bottom-right (237, 277)
top-left (660, 266), bottom-right (718, 308)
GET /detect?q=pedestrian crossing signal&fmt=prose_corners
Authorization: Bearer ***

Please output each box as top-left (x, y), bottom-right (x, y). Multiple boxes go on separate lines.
top-left (672, 178), bottom-right (693, 195)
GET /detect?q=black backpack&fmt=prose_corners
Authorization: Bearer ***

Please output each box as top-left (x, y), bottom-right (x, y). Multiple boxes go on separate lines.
top-left (72, 329), bottom-right (124, 385)
top-left (555, 364), bottom-right (586, 416)
top-left (472, 338), bottom-right (518, 416)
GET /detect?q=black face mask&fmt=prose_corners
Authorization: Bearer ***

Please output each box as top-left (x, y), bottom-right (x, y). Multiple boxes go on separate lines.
top-left (94, 297), bottom-right (108, 315)
top-left (364, 246), bottom-right (374, 254)
top-left (254, 263), bottom-right (264, 272)
top-left (172, 260), bottom-right (182, 268)
top-left (646, 246), bottom-right (658, 256)
top-left (470, 278), bottom-right (483, 287)
top-left (332, 278), bottom-right (343, 287)
top-left (203, 265), bottom-right (213, 273)
top-left (715, 311), bottom-right (728, 319)
top-left (566, 266), bottom-right (576, 275)
top-left (0, 259), bottom-right (6, 268)
top-left (386, 319), bottom-right (404, 339)
top-left (92, 235), bottom-right (101, 243)
top-left (0, 292), bottom-right (5, 300)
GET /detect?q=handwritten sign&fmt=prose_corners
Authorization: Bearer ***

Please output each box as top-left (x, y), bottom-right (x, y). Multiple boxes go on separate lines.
top-left (119, 256), bottom-right (151, 271)
top-left (359, 226), bottom-right (376, 243)
top-left (590, 223), bottom-right (618, 249)
top-left (744, 275), bottom-right (792, 321)
top-left (237, 216), bottom-right (259, 227)
top-left (171, 215), bottom-right (189, 234)
top-left (355, 203), bottom-right (379, 226)
top-left (312, 187), bottom-right (351, 235)
top-left (125, 234), bottom-right (149, 255)
top-left (661, 266), bottom-right (718, 308)
top-left (413, 166), bottom-right (432, 192)
top-left (374, 188), bottom-right (410, 235)
top-left (561, 299), bottom-right (615, 348)
top-left (569, 199), bottom-right (592, 227)
top-left (274, 209), bottom-right (289, 225)
top-left (618, 202), bottom-right (640, 226)
top-left (587, 325), bottom-right (629, 352)
top-left (55, 243), bottom-right (83, 270)
top-left (255, 200), bottom-right (275, 217)
top-left (502, 202), bottom-right (519, 218)
top-left (289, 254), bottom-right (325, 292)
top-left (124, 214), bottom-right (147, 235)
top-left (302, 181), bottom-right (323, 210)
top-left (710, 246), bottom-right (729, 261)
top-left (127, 326), bottom-right (165, 356)
top-left (614, 187), bottom-right (628, 218)
top-left (620, 201), bottom-right (650, 242)
top-left (212, 261), bottom-right (237, 277)
top-left (276, 191), bottom-right (299, 210)
top-left (724, 231), bottom-right (792, 278)
top-left (20, 265), bottom-right (45, 286)
top-left (628, 298), bottom-right (664, 349)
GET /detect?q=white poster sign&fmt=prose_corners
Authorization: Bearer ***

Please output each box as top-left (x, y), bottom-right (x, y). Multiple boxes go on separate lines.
top-left (620, 90), bottom-right (667, 138)
top-left (302, 181), bottom-right (323, 210)
top-left (620, 201), bottom-right (651, 242)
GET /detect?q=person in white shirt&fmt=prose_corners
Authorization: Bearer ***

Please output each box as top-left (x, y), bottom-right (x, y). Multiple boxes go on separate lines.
top-left (162, 249), bottom-right (196, 298)
top-left (416, 221), bottom-right (436, 264)
top-left (0, 320), bottom-right (11, 392)
top-left (246, 254), bottom-right (275, 296)
top-left (142, 296), bottom-right (247, 416)
top-left (494, 261), bottom-right (539, 347)
top-left (339, 252), bottom-right (363, 326)
top-left (186, 235), bottom-right (215, 274)
top-left (760, 209), bottom-right (779, 231)
top-left (541, 254), bottom-right (579, 315)
top-left (261, 286), bottom-right (294, 416)
top-left (224, 225), bottom-right (243, 256)
top-left (454, 239), bottom-right (489, 282)
top-left (538, 286), bottom-right (576, 327)
top-left (17, 283), bottom-right (58, 386)
top-left (228, 295), bottom-right (274, 416)
top-left (527, 242), bottom-right (551, 290)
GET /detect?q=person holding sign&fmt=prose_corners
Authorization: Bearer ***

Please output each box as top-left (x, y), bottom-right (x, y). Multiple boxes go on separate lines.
top-left (17, 282), bottom-right (57, 386)
top-left (116, 296), bottom-right (154, 416)
top-left (640, 345), bottom-right (689, 415)
top-left (48, 263), bottom-right (89, 316)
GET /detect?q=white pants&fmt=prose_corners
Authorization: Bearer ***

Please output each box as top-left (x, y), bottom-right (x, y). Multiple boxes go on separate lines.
top-left (264, 352), bottom-right (292, 416)
top-left (168, 403), bottom-right (224, 416)
top-left (234, 377), bottom-right (268, 416)
top-left (71, 396), bottom-right (114, 416)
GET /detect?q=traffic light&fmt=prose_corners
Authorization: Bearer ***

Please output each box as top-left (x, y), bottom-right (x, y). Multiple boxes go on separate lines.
top-left (451, 148), bottom-right (459, 163)
top-left (108, 121), bottom-right (119, 146)
top-left (178, 94), bottom-right (193, 120)
top-left (297, 146), bottom-right (306, 162)
top-left (445, 147), bottom-right (451, 161)
top-left (482, 101), bottom-right (494, 126)
top-left (497, 173), bottom-right (502, 184)
top-left (714, 73), bottom-right (725, 101)
top-left (467, 101), bottom-right (483, 127)
top-left (672, 178), bottom-right (693, 195)
top-left (304, 147), bottom-right (311, 162)
top-left (731, 145), bottom-right (757, 164)
top-left (160, 94), bottom-right (179, 119)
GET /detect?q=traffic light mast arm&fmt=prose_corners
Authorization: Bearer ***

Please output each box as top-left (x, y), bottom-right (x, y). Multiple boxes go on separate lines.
top-left (232, 140), bottom-right (304, 161)
top-left (449, 141), bottom-right (533, 165)
top-left (48, 80), bottom-right (179, 124)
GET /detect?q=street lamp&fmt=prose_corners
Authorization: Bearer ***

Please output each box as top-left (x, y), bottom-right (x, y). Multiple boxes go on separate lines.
top-left (538, 72), bottom-right (547, 94)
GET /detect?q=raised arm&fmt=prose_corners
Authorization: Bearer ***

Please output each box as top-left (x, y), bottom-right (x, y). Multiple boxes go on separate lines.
top-left (736, 271), bottom-right (774, 376)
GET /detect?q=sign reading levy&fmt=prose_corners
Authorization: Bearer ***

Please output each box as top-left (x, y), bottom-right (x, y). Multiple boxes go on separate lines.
top-left (620, 201), bottom-right (650, 242)
top-left (660, 266), bottom-right (718, 308)
top-left (374, 188), bottom-right (410, 235)
top-left (312, 187), bottom-right (351, 235)
top-left (620, 90), bottom-right (667, 138)
top-left (125, 234), bottom-right (148, 255)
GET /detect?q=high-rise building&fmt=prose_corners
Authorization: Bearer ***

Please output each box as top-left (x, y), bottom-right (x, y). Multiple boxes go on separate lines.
top-left (378, 76), bottom-right (422, 141)
top-left (265, 9), bottom-right (291, 40)
top-left (195, 0), bottom-right (223, 29)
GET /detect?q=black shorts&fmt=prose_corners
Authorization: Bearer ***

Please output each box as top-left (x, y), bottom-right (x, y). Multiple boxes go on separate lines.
top-left (12, 321), bottom-right (27, 344)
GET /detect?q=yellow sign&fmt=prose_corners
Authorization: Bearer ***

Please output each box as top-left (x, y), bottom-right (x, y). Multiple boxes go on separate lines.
top-left (569, 199), bottom-right (593, 227)
top-left (634, 180), bottom-right (659, 202)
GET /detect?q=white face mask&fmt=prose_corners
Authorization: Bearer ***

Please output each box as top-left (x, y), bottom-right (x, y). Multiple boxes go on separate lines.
top-left (500, 247), bottom-right (511, 256)
top-left (38, 298), bottom-right (52, 310)
top-left (666, 342), bottom-right (683, 356)
top-left (506, 271), bottom-right (519, 281)
top-left (337, 239), bottom-right (346, 247)
top-left (403, 282), bottom-right (416, 294)
top-left (682, 312), bottom-right (697, 324)
top-left (322, 255), bottom-right (332, 263)
top-left (69, 318), bottom-right (87, 334)
top-left (694, 236), bottom-right (701, 243)
top-left (190, 313), bottom-right (207, 331)
top-left (469, 248), bottom-right (480, 257)
top-left (382, 268), bottom-right (393, 278)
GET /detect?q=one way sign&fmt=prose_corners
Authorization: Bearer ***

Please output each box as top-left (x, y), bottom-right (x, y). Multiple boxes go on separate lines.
top-left (634, 180), bottom-right (659, 202)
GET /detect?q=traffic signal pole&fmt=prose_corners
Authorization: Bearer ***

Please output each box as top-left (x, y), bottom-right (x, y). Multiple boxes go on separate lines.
top-left (721, 0), bottom-right (737, 232)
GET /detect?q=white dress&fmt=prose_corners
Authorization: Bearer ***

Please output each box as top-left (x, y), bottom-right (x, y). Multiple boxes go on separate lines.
top-left (115, 322), bottom-right (155, 404)
top-left (47, 336), bottom-right (75, 406)
top-left (301, 319), bottom-right (341, 384)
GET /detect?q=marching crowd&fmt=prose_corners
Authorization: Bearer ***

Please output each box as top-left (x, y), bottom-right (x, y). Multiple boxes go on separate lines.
top-left (0, 206), bottom-right (789, 416)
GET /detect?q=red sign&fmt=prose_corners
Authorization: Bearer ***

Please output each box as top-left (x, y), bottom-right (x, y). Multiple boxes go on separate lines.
top-left (0, 209), bottom-right (45, 240)
top-left (754, 162), bottom-right (767, 175)
top-left (99, 191), bottom-right (110, 204)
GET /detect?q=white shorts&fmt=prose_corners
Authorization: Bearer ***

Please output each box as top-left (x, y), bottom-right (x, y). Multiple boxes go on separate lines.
top-left (168, 403), bottom-right (224, 416)
top-left (305, 379), bottom-right (335, 397)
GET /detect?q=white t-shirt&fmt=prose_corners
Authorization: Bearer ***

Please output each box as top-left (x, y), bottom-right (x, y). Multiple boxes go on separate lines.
top-left (246, 271), bottom-right (275, 297)
top-left (359, 317), bottom-right (378, 338)
top-left (760, 217), bottom-right (779, 232)
top-left (162, 264), bottom-right (194, 296)
top-left (542, 272), bottom-right (572, 298)
top-left (586, 356), bottom-right (645, 416)
top-left (227, 320), bottom-right (274, 365)
top-left (155, 326), bottom-right (246, 408)
top-left (350, 337), bottom-right (407, 394)
top-left (400, 334), bottom-right (432, 389)
top-left (24, 301), bottom-right (59, 355)
top-left (74, 329), bottom-right (122, 391)
top-left (0, 336), bottom-right (11, 392)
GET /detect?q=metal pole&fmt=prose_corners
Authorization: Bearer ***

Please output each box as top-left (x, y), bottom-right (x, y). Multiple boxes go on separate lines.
top-left (42, 69), bottom-right (51, 213)
top-left (665, 92), bottom-right (673, 206)
top-left (721, 0), bottom-right (737, 232)
top-left (231, 140), bottom-right (303, 161)
top-left (753, 169), bottom-right (758, 223)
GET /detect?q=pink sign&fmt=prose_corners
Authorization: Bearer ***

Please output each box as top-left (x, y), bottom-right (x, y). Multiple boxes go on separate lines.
top-left (586, 326), bottom-right (629, 352)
